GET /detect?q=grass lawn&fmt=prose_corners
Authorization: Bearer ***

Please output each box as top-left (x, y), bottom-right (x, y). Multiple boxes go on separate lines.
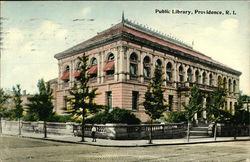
top-left (0, 136), bottom-right (249, 162)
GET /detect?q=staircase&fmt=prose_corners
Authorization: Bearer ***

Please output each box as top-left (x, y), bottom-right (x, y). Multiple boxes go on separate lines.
top-left (189, 125), bottom-right (210, 138)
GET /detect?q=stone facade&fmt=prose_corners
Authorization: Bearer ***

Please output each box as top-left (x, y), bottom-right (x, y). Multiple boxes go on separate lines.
top-left (50, 18), bottom-right (241, 122)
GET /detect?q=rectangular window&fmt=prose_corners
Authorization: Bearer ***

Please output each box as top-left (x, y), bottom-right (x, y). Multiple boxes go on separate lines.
top-left (106, 91), bottom-right (112, 108)
top-left (132, 91), bottom-right (139, 110)
top-left (230, 102), bottom-right (232, 113)
top-left (168, 95), bottom-right (173, 111)
top-left (63, 96), bottom-right (67, 111)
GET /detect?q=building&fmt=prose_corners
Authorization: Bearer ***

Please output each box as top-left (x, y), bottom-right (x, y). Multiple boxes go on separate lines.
top-left (50, 16), bottom-right (241, 122)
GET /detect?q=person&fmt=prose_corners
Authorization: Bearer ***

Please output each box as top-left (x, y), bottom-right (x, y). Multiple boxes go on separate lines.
top-left (91, 125), bottom-right (97, 142)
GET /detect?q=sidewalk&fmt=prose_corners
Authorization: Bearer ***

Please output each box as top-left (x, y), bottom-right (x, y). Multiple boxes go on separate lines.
top-left (2, 131), bottom-right (250, 147)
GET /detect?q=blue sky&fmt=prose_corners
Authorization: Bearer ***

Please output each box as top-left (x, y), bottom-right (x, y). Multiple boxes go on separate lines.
top-left (1, 1), bottom-right (249, 95)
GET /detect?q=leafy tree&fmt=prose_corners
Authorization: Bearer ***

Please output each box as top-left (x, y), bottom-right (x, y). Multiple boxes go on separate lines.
top-left (143, 67), bottom-right (168, 144)
top-left (183, 86), bottom-right (203, 142)
top-left (67, 55), bottom-right (102, 142)
top-left (12, 85), bottom-right (24, 135)
top-left (206, 85), bottom-right (227, 141)
top-left (0, 88), bottom-right (10, 134)
top-left (27, 79), bottom-right (54, 138)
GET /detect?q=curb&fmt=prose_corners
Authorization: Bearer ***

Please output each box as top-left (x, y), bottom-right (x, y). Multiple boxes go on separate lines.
top-left (1, 134), bottom-right (250, 147)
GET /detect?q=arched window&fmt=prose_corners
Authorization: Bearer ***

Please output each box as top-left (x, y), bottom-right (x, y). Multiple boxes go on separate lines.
top-left (195, 70), bottom-right (199, 83)
top-left (187, 68), bottom-right (192, 82)
top-left (209, 74), bottom-right (213, 86)
top-left (228, 79), bottom-right (232, 91)
top-left (74, 62), bottom-right (82, 79)
top-left (166, 62), bottom-right (172, 82)
top-left (202, 72), bottom-right (206, 84)
top-left (155, 59), bottom-right (162, 68)
top-left (143, 56), bottom-right (151, 78)
top-left (130, 53), bottom-right (138, 76)
top-left (218, 76), bottom-right (222, 87)
top-left (88, 57), bottom-right (98, 78)
top-left (103, 53), bottom-right (115, 75)
top-left (61, 65), bottom-right (70, 82)
top-left (223, 77), bottom-right (227, 89)
top-left (233, 80), bottom-right (236, 92)
top-left (179, 65), bottom-right (184, 82)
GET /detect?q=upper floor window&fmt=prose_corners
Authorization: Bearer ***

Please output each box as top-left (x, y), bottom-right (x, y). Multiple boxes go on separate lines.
top-left (61, 65), bottom-right (70, 82)
top-left (88, 57), bottom-right (98, 78)
top-left (179, 65), bottom-right (184, 82)
top-left (195, 70), bottom-right (199, 83)
top-left (143, 56), bottom-right (151, 78)
top-left (130, 53), bottom-right (138, 76)
top-left (155, 59), bottom-right (162, 68)
top-left (103, 53), bottom-right (115, 75)
top-left (223, 77), bottom-right (227, 89)
top-left (74, 62), bottom-right (81, 79)
top-left (166, 62), bottom-right (172, 82)
top-left (217, 76), bottom-right (222, 87)
top-left (228, 79), bottom-right (232, 91)
top-left (233, 80), bottom-right (236, 92)
top-left (202, 72), bottom-right (206, 84)
top-left (209, 74), bottom-right (213, 86)
top-left (187, 68), bottom-right (192, 82)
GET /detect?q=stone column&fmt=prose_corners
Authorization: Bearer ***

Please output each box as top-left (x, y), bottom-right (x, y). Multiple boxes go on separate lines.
top-left (100, 51), bottom-right (105, 83)
top-left (140, 52), bottom-right (145, 83)
top-left (97, 54), bottom-right (101, 84)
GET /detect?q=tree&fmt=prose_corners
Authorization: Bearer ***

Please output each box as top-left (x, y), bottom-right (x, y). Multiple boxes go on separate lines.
top-left (0, 88), bottom-right (10, 134)
top-left (67, 55), bottom-right (101, 142)
top-left (27, 79), bottom-right (54, 138)
top-left (12, 85), bottom-right (24, 135)
top-left (183, 86), bottom-right (203, 142)
top-left (206, 85), bottom-right (227, 141)
top-left (143, 67), bottom-right (168, 144)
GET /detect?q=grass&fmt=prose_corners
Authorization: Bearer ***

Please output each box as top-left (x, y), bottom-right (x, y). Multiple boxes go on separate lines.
top-left (0, 135), bottom-right (249, 162)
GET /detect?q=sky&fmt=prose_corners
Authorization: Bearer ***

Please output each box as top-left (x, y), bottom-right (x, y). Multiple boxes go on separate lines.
top-left (1, 1), bottom-right (249, 95)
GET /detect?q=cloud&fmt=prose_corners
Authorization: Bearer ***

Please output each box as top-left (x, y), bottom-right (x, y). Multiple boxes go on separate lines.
top-left (5, 28), bottom-right (24, 44)
top-left (221, 18), bottom-right (238, 31)
top-left (81, 7), bottom-right (91, 16)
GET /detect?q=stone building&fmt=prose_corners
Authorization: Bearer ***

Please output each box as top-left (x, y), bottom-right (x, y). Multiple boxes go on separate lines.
top-left (50, 16), bottom-right (241, 122)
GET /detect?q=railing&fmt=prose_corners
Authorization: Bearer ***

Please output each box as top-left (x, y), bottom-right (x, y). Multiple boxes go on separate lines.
top-left (177, 82), bottom-right (216, 91)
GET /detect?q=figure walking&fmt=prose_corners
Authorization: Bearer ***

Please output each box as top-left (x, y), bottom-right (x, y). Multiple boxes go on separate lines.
top-left (91, 124), bottom-right (97, 142)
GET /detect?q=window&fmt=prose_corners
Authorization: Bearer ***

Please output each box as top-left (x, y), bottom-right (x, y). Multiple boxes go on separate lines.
top-left (132, 91), bottom-right (139, 110)
top-left (88, 57), bottom-right (98, 78)
top-left (187, 68), bottom-right (192, 82)
top-left (61, 65), bottom-right (70, 82)
top-left (63, 96), bottom-right (68, 110)
top-left (228, 79), bottom-right (232, 91)
top-left (195, 70), bottom-right (199, 83)
top-left (155, 59), bottom-right (162, 68)
top-left (202, 72), bottom-right (206, 84)
top-left (104, 53), bottom-right (115, 75)
top-left (143, 56), bottom-right (151, 78)
top-left (168, 95), bottom-right (173, 111)
top-left (223, 77), bottom-right (227, 89)
top-left (209, 74), bottom-right (213, 86)
top-left (166, 62), bottom-right (172, 82)
top-left (218, 76), bottom-right (222, 87)
top-left (130, 53), bottom-right (138, 76)
top-left (179, 66), bottom-right (184, 82)
top-left (233, 80), bottom-right (236, 92)
top-left (106, 91), bottom-right (112, 108)
top-left (230, 102), bottom-right (232, 113)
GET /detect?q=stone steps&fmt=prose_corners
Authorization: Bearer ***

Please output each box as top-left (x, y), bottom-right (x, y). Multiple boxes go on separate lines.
top-left (188, 126), bottom-right (210, 138)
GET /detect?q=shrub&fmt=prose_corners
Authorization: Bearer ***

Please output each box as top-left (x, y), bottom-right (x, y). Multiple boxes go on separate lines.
top-left (86, 107), bottom-right (141, 124)
top-left (165, 111), bottom-right (186, 123)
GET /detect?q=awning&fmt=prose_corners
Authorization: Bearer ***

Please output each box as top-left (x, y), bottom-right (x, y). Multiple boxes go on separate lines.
top-left (87, 65), bottom-right (97, 75)
top-left (74, 71), bottom-right (81, 78)
top-left (60, 71), bottom-right (70, 80)
top-left (103, 61), bottom-right (114, 71)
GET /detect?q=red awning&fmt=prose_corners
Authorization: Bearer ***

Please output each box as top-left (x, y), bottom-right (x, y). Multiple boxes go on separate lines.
top-left (60, 71), bottom-right (69, 80)
top-left (103, 61), bottom-right (114, 71)
top-left (87, 65), bottom-right (97, 75)
top-left (74, 71), bottom-right (81, 78)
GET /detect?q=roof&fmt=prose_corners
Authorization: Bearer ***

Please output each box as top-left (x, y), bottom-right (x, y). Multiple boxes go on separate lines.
top-left (54, 18), bottom-right (241, 76)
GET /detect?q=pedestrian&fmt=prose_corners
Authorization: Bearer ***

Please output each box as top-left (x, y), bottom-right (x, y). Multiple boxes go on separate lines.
top-left (91, 124), bottom-right (97, 142)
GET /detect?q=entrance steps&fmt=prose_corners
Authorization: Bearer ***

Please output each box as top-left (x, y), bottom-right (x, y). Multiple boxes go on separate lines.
top-left (189, 126), bottom-right (210, 138)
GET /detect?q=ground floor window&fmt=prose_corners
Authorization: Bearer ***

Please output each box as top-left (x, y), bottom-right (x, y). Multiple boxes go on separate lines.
top-left (132, 91), bottom-right (139, 110)
top-left (106, 91), bottom-right (112, 108)
top-left (63, 96), bottom-right (67, 111)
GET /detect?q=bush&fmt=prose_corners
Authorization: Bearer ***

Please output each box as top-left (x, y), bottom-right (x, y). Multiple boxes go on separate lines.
top-left (165, 111), bottom-right (186, 123)
top-left (86, 107), bottom-right (141, 124)
top-left (48, 114), bottom-right (77, 123)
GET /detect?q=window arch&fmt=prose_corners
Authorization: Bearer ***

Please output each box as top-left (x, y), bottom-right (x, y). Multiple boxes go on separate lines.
top-left (209, 74), bottom-right (213, 86)
top-left (61, 65), bottom-right (70, 82)
top-left (223, 77), bottom-right (227, 89)
top-left (155, 59), bottom-right (162, 67)
top-left (217, 75), bottom-right (222, 87)
top-left (91, 57), bottom-right (97, 65)
top-left (202, 72), bottom-right (206, 84)
top-left (228, 79), bottom-right (232, 91)
top-left (233, 80), bottom-right (236, 92)
top-left (178, 65), bottom-right (184, 82)
top-left (166, 62), bottom-right (172, 82)
top-left (187, 68), bottom-right (192, 82)
top-left (143, 56), bottom-right (151, 78)
top-left (195, 70), bottom-right (199, 83)
top-left (130, 53), bottom-right (138, 76)
top-left (103, 53), bottom-right (115, 75)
